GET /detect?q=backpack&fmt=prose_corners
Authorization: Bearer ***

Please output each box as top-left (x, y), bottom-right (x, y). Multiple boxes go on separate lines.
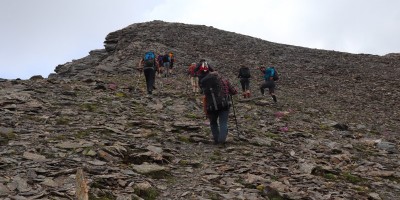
top-left (201, 73), bottom-right (230, 112)
top-left (240, 67), bottom-right (251, 78)
top-left (264, 67), bottom-right (279, 81)
top-left (162, 54), bottom-right (170, 63)
top-left (144, 51), bottom-right (155, 68)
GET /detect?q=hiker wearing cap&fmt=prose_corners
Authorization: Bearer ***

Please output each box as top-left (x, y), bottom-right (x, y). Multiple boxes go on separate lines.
top-left (201, 71), bottom-right (238, 144)
top-left (188, 63), bottom-right (199, 93)
top-left (238, 64), bottom-right (251, 98)
top-left (259, 65), bottom-right (279, 102)
top-left (194, 59), bottom-right (214, 93)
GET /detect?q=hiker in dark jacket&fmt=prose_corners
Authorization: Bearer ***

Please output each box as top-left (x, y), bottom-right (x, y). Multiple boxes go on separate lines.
top-left (141, 51), bottom-right (157, 95)
top-left (259, 66), bottom-right (278, 102)
top-left (194, 59), bottom-right (214, 93)
top-left (201, 71), bottom-right (237, 144)
top-left (238, 64), bottom-right (251, 98)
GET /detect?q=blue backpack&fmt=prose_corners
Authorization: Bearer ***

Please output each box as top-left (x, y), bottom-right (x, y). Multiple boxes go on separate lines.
top-left (264, 67), bottom-right (279, 81)
top-left (144, 51), bottom-right (155, 68)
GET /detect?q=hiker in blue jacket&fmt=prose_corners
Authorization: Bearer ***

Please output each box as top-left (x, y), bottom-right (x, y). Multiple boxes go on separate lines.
top-left (259, 66), bottom-right (278, 102)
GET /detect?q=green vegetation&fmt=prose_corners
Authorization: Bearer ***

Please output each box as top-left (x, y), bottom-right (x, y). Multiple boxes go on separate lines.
top-left (133, 186), bottom-right (159, 200)
top-left (55, 117), bottom-right (70, 125)
top-left (81, 103), bottom-right (98, 112)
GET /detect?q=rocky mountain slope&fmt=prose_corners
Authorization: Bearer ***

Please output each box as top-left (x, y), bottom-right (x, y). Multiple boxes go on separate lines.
top-left (0, 20), bottom-right (399, 199)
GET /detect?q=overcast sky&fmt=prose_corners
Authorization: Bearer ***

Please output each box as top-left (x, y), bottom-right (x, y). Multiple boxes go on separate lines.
top-left (1, 0), bottom-right (399, 79)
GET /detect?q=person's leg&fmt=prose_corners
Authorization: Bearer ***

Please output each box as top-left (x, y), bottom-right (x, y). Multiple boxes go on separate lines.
top-left (195, 77), bottom-right (199, 93)
top-left (218, 110), bottom-right (230, 144)
top-left (190, 77), bottom-right (195, 92)
top-left (240, 79), bottom-right (246, 98)
top-left (144, 69), bottom-right (152, 94)
top-left (163, 62), bottom-right (170, 77)
top-left (149, 69), bottom-right (156, 93)
top-left (208, 111), bottom-right (219, 144)
top-left (240, 79), bottom-right (246, 92)
top-left (260, 82), bottom-right (267, 96)
top-left (268, 81), bottom-right (277, 102)
top-left (244, 79), bottom-right (250, 98)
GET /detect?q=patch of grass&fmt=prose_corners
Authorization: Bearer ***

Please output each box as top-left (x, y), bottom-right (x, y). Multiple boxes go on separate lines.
top-left (207, 191), bottom-right (220, 200)
top-left (52, 134), bottom-right (67, 141)
top-left (115, 92), bottom-right (126, 98)
top-left (55, 117), bottom-right (70, 125)
top-left (1, 131), bottom-right (17, 140)
top-left (184, 113), bottom-right (199, 119)
top-left (264, 132), bottom-right (279, 139)
top-left (319, 124), bottom-right (332, 131)
top-left (324, 173), bottom-right (337, 180)
top-left (177, 135), bottom-right (190, 143)
top-left (133, 186), bottom-right (159, 200)
top-left (81, 103), bottom-right (98, 112)
top-left (342, 172), bottom-right (363, 184)
top-left (75, 130), bottom-right (91, 139)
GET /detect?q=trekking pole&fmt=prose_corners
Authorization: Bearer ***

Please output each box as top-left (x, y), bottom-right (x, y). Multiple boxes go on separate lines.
top-left (134, 70), bottom-right (142, 93)
top-left (230, 95), bottom-right (240, 138)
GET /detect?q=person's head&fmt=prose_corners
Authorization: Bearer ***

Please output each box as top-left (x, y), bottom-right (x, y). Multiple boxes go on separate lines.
top-left (199, 59), bottom-right (206, 63)
top-left (200, 62), bottom-right (209, 72)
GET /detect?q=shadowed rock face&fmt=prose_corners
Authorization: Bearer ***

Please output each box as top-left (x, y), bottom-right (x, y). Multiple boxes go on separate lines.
top-left (0, 21), bottom-right (399, 199)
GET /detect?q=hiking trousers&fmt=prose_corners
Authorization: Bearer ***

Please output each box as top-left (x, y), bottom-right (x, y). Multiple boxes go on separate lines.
top-left (260, 80), bottom-right (275, 95)
top-left (190, 76), bottom-right (199, 92)
top-left (144, 68), bottom-right (156, 94)
top-left (208, 109), bottom-right (230, 144)
top-left (240, 78), bottom-right (250, 92)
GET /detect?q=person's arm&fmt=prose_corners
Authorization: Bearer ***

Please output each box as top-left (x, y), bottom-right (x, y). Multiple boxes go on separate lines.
top-left (226, 79), bottom-right (238, 95)
top-left (194, 64), bottom-right (201, 72)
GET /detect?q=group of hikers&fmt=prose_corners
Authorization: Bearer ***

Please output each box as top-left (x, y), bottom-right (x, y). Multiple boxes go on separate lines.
top-left (139, 51), bottom-right (175, 95)
top-left (140, 51), bottom-right (279, 145)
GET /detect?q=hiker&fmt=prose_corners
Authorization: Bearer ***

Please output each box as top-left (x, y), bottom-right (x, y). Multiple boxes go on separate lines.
top-left (142, 51), bottom-right (157, 95)
top-left (169, 52), bottom-right (175, 75)
top-left (201, 71), bottom-right (238, 144)
top-left (188, 62), bottom-right (199, 93)
top-left (237, 64), bottom-right (251, 98)
top-left (194, 59), bottom-right (214, 93)
top-left (156, 54), bottom-right (164, 77)
top-left (162, 53), bottom-right (171, 77)
top-left (259, 65), bottom-right (279, 102)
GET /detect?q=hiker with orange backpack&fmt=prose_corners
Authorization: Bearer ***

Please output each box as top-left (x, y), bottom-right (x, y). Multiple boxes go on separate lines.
top-left (238, 64), bottom-right (251, 98)
top-left (201, 71), bottom-right (238, 144)
top-left (169, 52), bottom-right (175, 75)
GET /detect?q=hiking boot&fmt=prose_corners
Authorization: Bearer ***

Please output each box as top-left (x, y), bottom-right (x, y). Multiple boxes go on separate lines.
top-left (246, 91), bottom-right (251, 98)
top-left (272, 95), bottom-right (277, 102)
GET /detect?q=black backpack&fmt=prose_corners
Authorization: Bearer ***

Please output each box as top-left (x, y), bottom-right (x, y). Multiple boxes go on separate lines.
top-left (240, 67), bottom-right (251, 78)
top-left (201, 73), bottom-right (230, 112)
top-left (162, 54), bottom-right (170, 63)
